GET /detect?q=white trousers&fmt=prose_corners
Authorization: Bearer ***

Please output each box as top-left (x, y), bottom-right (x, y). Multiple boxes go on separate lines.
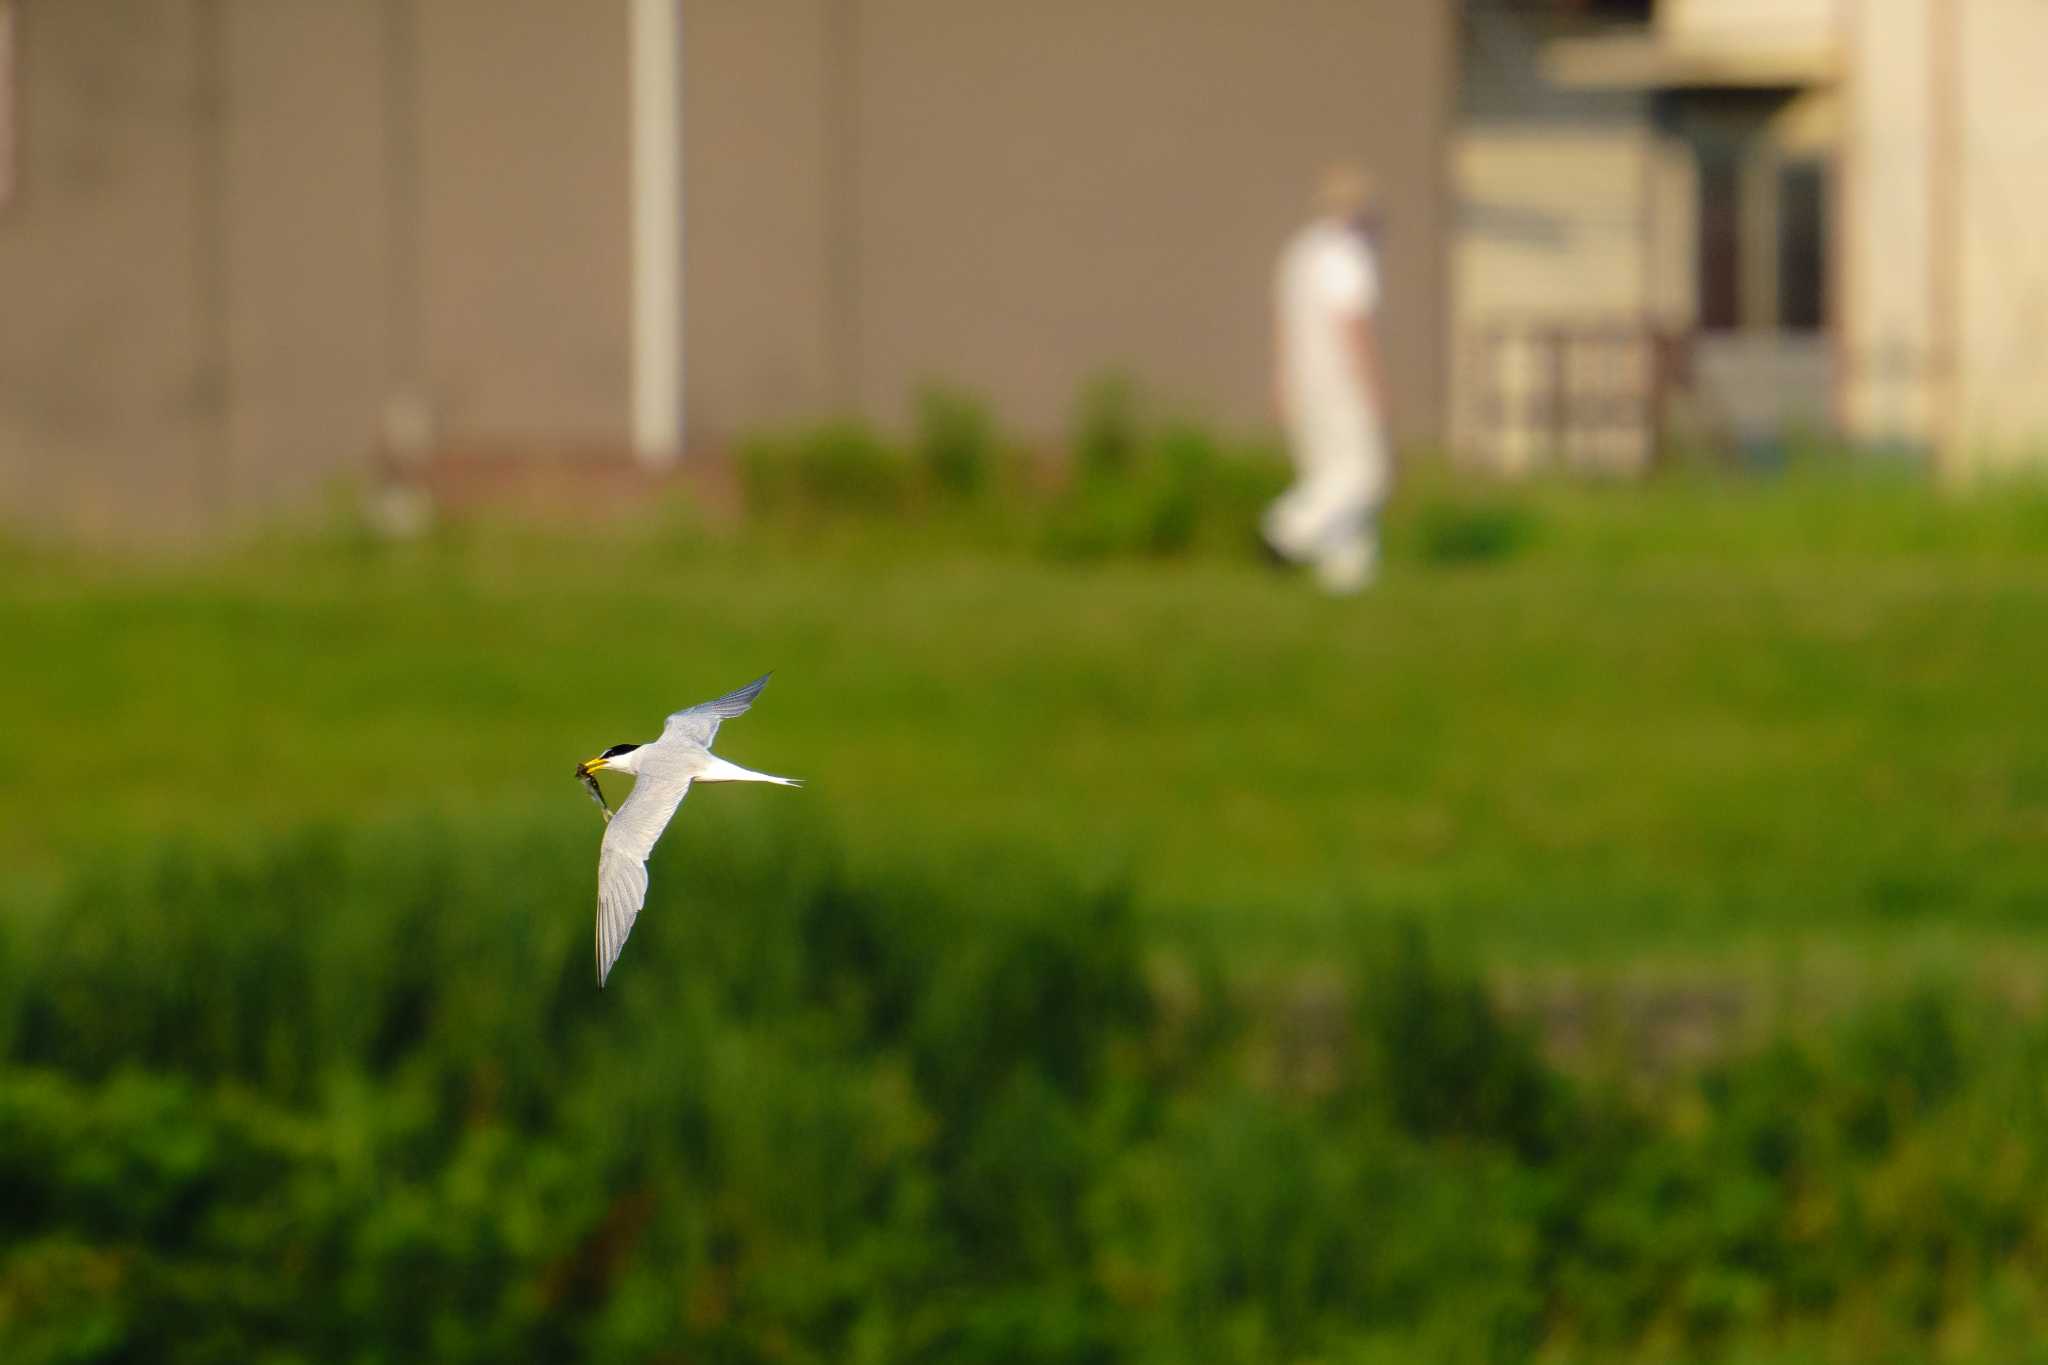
top-left (1266, 391), bottom-right (1388, 591)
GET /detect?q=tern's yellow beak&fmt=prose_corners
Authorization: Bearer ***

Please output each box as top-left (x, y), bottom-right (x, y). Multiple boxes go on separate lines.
top-left (577, 755), bottom-right (609, 777)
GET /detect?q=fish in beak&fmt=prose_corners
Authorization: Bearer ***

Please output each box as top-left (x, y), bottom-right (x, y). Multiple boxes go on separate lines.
top-left (576, 757), bottom-right (613, 822)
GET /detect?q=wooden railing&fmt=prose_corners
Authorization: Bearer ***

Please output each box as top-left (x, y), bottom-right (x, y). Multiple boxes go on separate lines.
top-left (1466, 318), bottom-right (1684, 476)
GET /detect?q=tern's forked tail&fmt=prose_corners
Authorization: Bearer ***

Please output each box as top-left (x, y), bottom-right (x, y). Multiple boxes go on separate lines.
top-left (698, 754), bottom-right (804, 786)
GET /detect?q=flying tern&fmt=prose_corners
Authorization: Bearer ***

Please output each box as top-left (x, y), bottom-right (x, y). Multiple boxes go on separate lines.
top-left (575, 673), bottom-right (801, 986)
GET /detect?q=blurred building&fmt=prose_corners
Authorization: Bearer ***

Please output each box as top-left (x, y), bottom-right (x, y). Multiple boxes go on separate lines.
top-left (0, 0), bottom-right (1453, 537)
top-left (1456, 0), bottom-right (2048, 478)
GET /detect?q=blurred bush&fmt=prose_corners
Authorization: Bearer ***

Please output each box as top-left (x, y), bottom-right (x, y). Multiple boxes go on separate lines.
top-left (913, 386), bottom-right (998, 502)
top-left (1039, 422), bottom-right (1216, 562)
top-left (1409, 495), bottom-right (1540, 568)
top-left (737, 420), bottom-right (913, 519)
top-left (734, 378), bottom-right (1287, 564)
top-left (1071, 374), bottom-right (1141, 485)
top-left (7, 821), bottom-right (2048, 1361)
top-left (722, 376), bottom-right (2048, 583)
top-left (1041, 388), bottom-right (1284, 562)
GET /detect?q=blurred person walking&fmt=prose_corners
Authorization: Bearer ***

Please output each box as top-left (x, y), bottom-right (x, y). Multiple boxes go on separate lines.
top-left (1264, 165), bottom-right (1391, 594)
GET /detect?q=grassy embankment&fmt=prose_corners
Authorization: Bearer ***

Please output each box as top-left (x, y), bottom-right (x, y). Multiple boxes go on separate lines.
top-left (6, 443), bottom-right (2048, 1361)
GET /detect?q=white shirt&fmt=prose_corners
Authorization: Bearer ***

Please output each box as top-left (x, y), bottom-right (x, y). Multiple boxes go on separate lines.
top-left (1275, 217), bottom-right (1379, 409)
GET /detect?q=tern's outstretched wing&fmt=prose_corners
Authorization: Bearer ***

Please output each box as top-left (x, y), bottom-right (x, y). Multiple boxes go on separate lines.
top-left (594, 773), bottom-right (692, 986)
top-left (660, 673), bottom-right (771, 749)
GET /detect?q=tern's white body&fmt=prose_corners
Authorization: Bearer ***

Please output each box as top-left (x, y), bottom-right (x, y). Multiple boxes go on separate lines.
top-left (577, 674), bottom-right (799, 986)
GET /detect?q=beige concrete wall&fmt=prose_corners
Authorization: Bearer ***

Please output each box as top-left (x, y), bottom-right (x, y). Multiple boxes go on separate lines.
top-left (4, 1), bottom-right (1452, 534)
top-left (860, 0), bottom-right (1452, 442)
top-left (681, 0), bottom-right (835, 440)
top-left (0, 1), bottom-right (397, 534)
top-left (1455, 0), bottom-right (2048, 471)
top-left (1452, 1), bottom-right (1684, 470)
top-left (1839, 0), bottom-right (1938, 450)
top-left (1661, 0), bottom-right (1838, 65)
top-left (1453, 123), bottom-right (1671, 317)
top-left (0, 0), bottom-right (216, 536)
top-left (1952, 0), bottom-right (2048, 471)
top-left (1449, 118), bottom-right (1677, 467)
top-left (1841, 0), bottom-right (2048, 471)
top-left (415, 0), bottom-right (631, 445)
top-left (221, 0), bottom-right (389, 513)
top-left (0, 1), bottom-right (636, 536)
top-left (682, 0), bottom-right (1455, 446)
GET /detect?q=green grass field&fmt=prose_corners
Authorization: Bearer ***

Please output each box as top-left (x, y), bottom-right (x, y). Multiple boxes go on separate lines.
top-left (10, 464), bottom-right (2048, 1363)
top-left (7, 467), bottom-right (2048, 970)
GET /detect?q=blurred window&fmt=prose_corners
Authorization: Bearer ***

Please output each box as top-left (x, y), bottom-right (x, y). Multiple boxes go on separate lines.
top-left (1502, 0), bottom-right (1651, 20)
top-left (1778, 160), bottom-right (1828, 331)
top-left (1696, 144), bottom-right (1827, 334)
top-left (1696, 149), bottom-right (1742, 332)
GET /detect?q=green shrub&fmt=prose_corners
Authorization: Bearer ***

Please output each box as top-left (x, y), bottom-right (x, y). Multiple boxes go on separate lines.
top-left (1358, 925), bottom-right (1570, 1159)
top-left (11, 822), bottom-right (2048, 1361)
top-left (1041, 419), bottom-right (1284, 562)
top-left (913, 386), bottom-right (998, 501)
top-left (1071, 374), bottom-right (1141, 485)
top-left (729, 378), bottom-right (1297, 565)
top-left (738, 420), bottom-right (911, 518)
top-left (0, 819), bottom-right (1158, 1364)
top-left (1410, 495), bottom-right (1540, 567)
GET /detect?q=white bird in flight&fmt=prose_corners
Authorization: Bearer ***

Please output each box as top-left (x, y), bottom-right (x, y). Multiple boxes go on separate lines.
top-left (574, 674), bottom-right (801, 986)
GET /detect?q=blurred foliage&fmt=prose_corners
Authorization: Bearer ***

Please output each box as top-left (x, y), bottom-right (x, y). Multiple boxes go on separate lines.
top-left (12, 406), bottom-right (2048, 1358)
top-left (913, 385), bottom-right (998, 502)
top-left (1040, 422), bottom-right (1285, 563)
top-left (1071, 373), bottom-right (1142, 485)
top-left (725, 377), bottom-right (2048, 576)
top-left (732, 378), bottom-right (1287, 560)
top-left (737, 420), bottom-right (915, 519)
top-left (7, 821), bottom-right (2048, 1361)
top-left (1407, 494), bottom-right (1540, 567)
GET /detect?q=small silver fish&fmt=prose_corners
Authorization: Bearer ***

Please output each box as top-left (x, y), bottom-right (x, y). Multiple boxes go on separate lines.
top-left (576, 764), bottom-right (613, 822)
